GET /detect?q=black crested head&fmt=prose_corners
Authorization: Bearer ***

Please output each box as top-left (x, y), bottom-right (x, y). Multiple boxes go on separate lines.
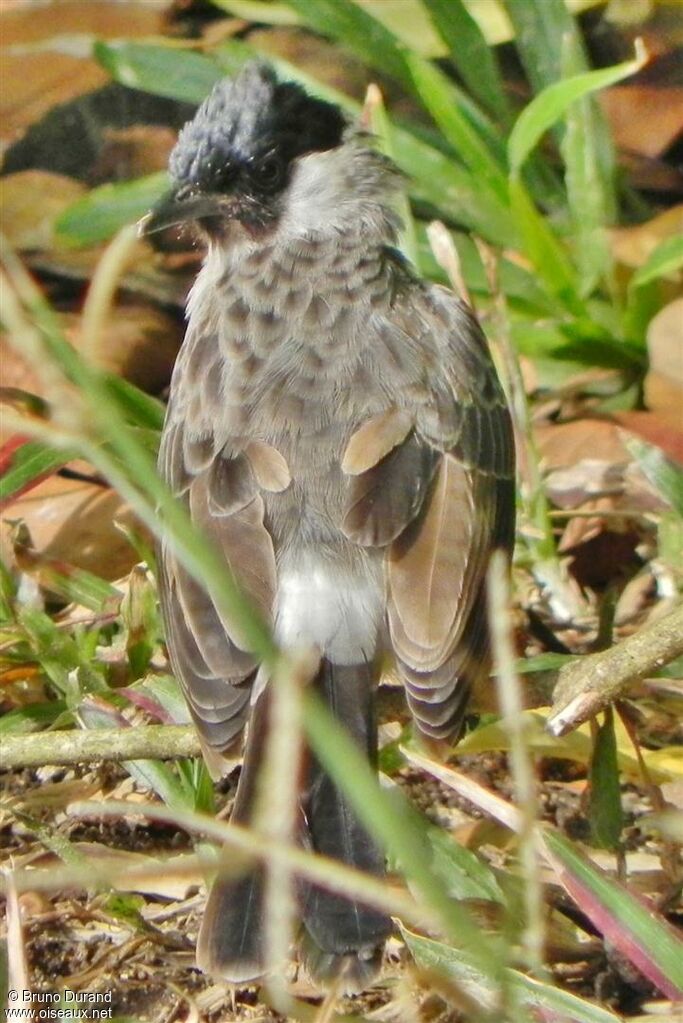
top-left (169, 63), bottom-right (347, 201)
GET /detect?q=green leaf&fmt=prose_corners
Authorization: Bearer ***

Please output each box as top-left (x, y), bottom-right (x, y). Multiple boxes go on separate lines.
top-left (0, 701), bottom-right (68, 735)
top-left (94, 40), bottom-right (221, 103)
top-left (504, 0), bottom-right (585, 95)
top-left (122, 758), bottom-right (191, 812)
top-left (589, 709), bottom-right (623, 851)
top-left (0, 441), bottom-right (75, 506)
top-left (286, 0), bottom-right (412, 90)
top-left (508, 46), bottom-right (645, 176)
top-left (35, 559), bottom-right (119, 613)
top-left (429, 828), bottom-right (507, 904)
top-left (631, 234), bottom-right (683, 288)
top-left (560, 32), bottom-right (616, 296)
top-left (130, 674), bottom-right (191, 725)
top-left (55, 173), bottom-right (168, 247)
top-left (103, 376), bottom-right (165, 432)
top-left (403, 51), bottom-right (511, 207)
top-left (211, 0), bottom-right (301, 24)
top-left (623, 435), bottom-right (683, 517)
top-left (514, 652), bottom-right (576, 674)
top-left (543, 828), bottom-right (683, 998)
top-left (403, 927), bottom-right (623, 1022)
top-left (422, 0), bottom-right (511, 123)
top-left (508, 177), bottom-right (580, 312)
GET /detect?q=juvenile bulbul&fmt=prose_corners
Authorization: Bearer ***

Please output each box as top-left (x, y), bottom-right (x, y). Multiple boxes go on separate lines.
top-left (146, 63), bottom-right (515, 991)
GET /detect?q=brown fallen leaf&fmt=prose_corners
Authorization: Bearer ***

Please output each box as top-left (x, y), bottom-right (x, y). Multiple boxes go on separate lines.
top-left (535, 419), bottom-right (632, 469)
top-left (0, 1), bottom-right (166, 141)
top-left (609, 204), bottom-right (683, 269)
top-left (600, 84), bottom-right (683, 160)
top-left (0, 474), bottom-right (145, 582)
top-left (644, 297), bottom-right (683, 421)
top-left (0, 170), bottom-right (85, 250)
top-left (63, 304), bottom-right (183, 394)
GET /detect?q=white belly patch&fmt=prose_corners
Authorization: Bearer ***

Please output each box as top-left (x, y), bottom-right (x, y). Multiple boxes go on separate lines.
top-left (275, 559), bottom-right (382, 664)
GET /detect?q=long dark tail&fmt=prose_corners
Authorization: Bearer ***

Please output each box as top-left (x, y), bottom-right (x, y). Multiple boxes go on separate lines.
top-left (196, 689), bottom-right (270, 982)
top-left (301, 660), bottom-right (392, 990)
top-left (197, 661), bottom-right (391, 989)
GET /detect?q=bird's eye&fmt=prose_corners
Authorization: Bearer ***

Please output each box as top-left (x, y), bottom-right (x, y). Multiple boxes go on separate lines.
top-left (252, 155), bottom-right (284, 190)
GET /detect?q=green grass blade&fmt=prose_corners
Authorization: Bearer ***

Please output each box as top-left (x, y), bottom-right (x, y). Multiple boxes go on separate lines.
top-left (508, 177), bottom-right (580, 312)
top-left (404, 928), bottom-right (624, 1023)
top-left (212, 0), bottom-right (301, 24)
top-left (422, 0), bottom-right (511, 123)
top-left (623, 435), bottom-right (683, 518)
top-left (631, 234), bottom-right (683, 289)
top-left (542, 828), bottom-right (683, 998)
top-left (0, 440), bottom-right (75, 506)
top-left (508, 46), bottom-right (645, 177)
top-left (403, 51), bottom-right (511, 208)
top-left (561, 34), bottom-right (617, 296)
top-left (286, 0), bottom-right (412, 89)
top-left (504, 0), bottom-right (583, 95)
top-left (55, 172), bottom-right (168, 247)
top-left (94, 40), bottom-right (222, 103)
top-left (588, 709), bottom-right (623, 851)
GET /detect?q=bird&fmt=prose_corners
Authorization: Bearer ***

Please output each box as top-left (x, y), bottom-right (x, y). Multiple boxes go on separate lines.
top-left (144, 62), bottom-right (515, 993)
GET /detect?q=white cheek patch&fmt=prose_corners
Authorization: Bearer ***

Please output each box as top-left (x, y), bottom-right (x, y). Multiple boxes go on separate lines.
top-left (275, 562), bottom-right (382, 664)
top-left (281, 150), bottom-right (349, 234)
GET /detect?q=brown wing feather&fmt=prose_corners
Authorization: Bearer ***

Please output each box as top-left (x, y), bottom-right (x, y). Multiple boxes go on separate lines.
top-left (158, 411), bottom-right (278, 778)
top-left (343, 280), bottom-right (515, 744)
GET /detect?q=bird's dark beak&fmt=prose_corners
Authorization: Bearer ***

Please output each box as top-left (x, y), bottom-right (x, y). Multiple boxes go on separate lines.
top-left (139, 187), bottom-right (223, 236)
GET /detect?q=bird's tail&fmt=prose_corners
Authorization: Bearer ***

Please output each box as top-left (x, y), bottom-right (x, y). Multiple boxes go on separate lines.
top-left (196, 688), bottom-right (271, 983)
top-left (300, 659), bottom-right (392, 991)
top-left (196, 660), bottom-right (391, 990)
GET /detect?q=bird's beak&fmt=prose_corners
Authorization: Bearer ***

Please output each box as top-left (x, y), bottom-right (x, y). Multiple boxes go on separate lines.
top-left (139, 187), bottom-right (223, 236)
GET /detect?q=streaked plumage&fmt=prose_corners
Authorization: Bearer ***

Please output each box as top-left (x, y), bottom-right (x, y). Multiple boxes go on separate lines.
top-left (148, 63), bottom-right (515, 991)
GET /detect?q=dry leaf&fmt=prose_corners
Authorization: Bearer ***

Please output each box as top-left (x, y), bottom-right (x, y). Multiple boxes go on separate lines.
top-left (0, 474), bottom-right (145, 581)
top-left (64, 305), bottom-right (183, 393)
top-left (0, 170), bottom-right (85, 250)
top-left (600, 85), bottom-right (683, 159)
top-left (0, 1), bottom-right (165, 141)
top-left (609, 204), bottom-right (683, 269)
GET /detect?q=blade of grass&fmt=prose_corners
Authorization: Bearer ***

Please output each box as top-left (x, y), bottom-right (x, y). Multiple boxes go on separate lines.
top-left (588, 708), bottom-right (624, 852)
top-left (55, 172), bottom-right (168, 247)
top-left (508, 43), bottom-right (646, 177)
top-left (622, 435), bottom-right (683, 518)
top-left (561, 34), bottom-right (614, 297)
top-left (504, 0), bottom-right (585, 95)
top-left (488, 551), bottom-right (546, 981)
top-left (402, 52), bottom-right (510, 205)
top-left (631, 234), bottom-right (683, 289)
top-left (94, 40), bottom-right (222, 103)
top-left (508, 176), bottom-right (581, 313)
top-left (403, 928), bottom-right (625, 1023)
top-left (541, 828), bottom-right (683, 998)
top-left (422, 0), bottom-right (511, 123)
top-left (0, 440), bottom-right (76, 508)
top-left (284, 0), bottom-right (414, 92)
